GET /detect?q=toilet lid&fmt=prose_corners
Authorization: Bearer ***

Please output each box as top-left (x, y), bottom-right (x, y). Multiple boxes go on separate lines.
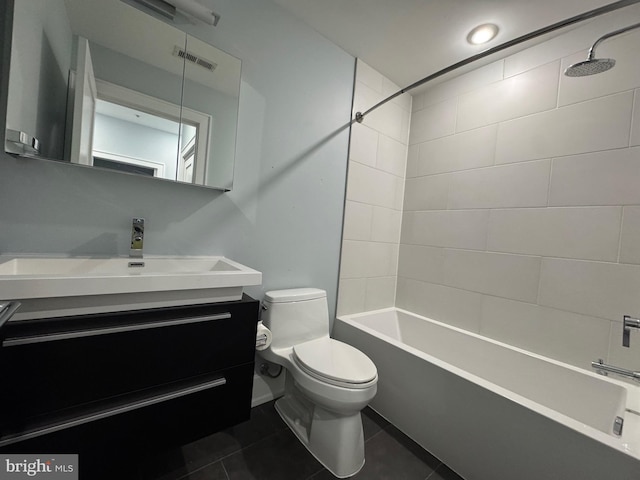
top-left (293, 338), bottom-right (377, 386)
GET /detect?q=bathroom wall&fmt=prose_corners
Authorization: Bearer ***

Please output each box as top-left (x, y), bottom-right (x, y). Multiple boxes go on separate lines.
top-left (337, 60), bottom-right (411, 315)
top-left (6, 0), bottom-right (72, 159)
top-left (0, 0), bottom-right (354, 321)
top-left (398, 5), bottom-right (640, 372)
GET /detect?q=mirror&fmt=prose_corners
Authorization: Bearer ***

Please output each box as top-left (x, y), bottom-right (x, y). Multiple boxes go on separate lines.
top-left (4, 0), bottom-right (241, 190)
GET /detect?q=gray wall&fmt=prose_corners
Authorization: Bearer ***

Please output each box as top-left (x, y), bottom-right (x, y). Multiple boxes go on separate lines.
top-left (6, 0), bottom-right (72, 159)
top-left (0, 0), bottom-right (355, 319)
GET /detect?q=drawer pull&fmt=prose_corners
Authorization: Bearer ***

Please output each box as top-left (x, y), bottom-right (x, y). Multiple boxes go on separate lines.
top-left (0, 376), bottom-right (226, 447)
top-left (3, 312), bottom-right (231, 347)
top-left (0, 301), bottom-right (21, 330)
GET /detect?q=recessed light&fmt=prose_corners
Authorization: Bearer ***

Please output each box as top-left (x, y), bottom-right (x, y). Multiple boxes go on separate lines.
top-left (467, 23), bottom-right (499, 45)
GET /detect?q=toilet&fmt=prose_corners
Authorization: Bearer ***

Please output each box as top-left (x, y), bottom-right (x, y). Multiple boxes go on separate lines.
top-left (259, 288), bottom-right (378, 478)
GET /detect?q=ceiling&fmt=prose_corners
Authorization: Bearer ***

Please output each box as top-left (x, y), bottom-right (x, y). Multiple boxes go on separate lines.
top-left (272, 0), bottom-right (620, 91)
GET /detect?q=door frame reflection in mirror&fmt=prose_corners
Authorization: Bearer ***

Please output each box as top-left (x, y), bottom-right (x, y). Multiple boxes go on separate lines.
top-left (91, 78), bottom-right (211, 184)
top-left (93, 150), bottom-right (166, 177)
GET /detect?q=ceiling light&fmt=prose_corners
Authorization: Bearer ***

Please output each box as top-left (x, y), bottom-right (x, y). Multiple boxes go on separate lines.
top-left (467, 24), bottom-right (499, 45)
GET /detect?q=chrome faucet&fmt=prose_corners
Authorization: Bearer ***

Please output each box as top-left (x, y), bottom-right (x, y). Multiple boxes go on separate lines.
top-left (623, 315), bottom-right (640, 347)
top-left (130, 218), bottom-right (144, 258)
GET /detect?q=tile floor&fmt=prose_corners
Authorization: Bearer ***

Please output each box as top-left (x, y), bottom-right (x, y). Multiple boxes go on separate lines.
top-left (133, 401), bottom-right (465, 480)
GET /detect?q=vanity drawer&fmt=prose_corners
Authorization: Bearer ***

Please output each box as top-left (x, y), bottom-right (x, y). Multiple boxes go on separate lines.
top-left (0, 297), bottom-right (259, 429)
top-left (0, 363), bottom-right (254, 460)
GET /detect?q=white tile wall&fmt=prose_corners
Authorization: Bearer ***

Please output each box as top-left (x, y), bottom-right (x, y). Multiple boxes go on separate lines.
top-left (352, 81), bottom-right (383, 121)
top-left (409, 98), bottom-right (457, 144)
top-left (356, 61), bottom-right (385, 93)
top-left (372, 207), bottom-right (402, 243)
top-left (404, 174), bottom-right (450, 211)
top-left (365, 276), bottom-right (397, 310)
top-left (337, 278), bottom-right (367, 315)
top-left (415, 61), bottom-right (504, 109)
top-left (377, 135), bottom-right (408, 177)
top-left (486, 207), bottom-right (622, 261)
top-left (631, 90), bottom-right (640, 147)
top-left (538, 258), bottom-right (640, 322)
top-left (396, 8), bottom-right (640, 372)
top-left (401, 210), bottom-right (489, 250)
top-left (417, 125), bottom-right (497, 176)
top-left (349, 124), bottom-right (378, 167)
top-left (337, 60), bottom-right (411, 315)
top-left (456, 62), bottom-right (560, 132)
top-left (447, 160), bottom-right (550, 210)
top-left (340, 10), bottom-right (640, 373)
top-left (620, 206), bottom-right (640, 265)
top-left (442, 250), bottom-right (541, 303)
top-left (495, 91), bottom-right (633, 165)
top-left (396, 277), bottom-right (484, 332)
top-left (340, 240), bottom-right (399, 279)
top-left (406, 144), bottom-right (419, 178)
top-left (367, 101), bottom-right (411, 144)
top-left (548, 147), bottom-right (640, 206)
top-left (342, 200), bottom-right (373, 241)
top-left (479, 296), bottom-right (611, 369)
top-left (397, 244), bottom-right (445, 284)
top-left (346, 161), bottom-right (404, 210)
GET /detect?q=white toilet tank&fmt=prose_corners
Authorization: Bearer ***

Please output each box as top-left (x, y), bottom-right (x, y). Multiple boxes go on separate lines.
top-left (262, 288), bottom-right (330, 350)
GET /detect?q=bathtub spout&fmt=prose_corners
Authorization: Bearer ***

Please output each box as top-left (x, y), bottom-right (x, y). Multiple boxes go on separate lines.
top-left (591, 359), bottom-right (640, 382)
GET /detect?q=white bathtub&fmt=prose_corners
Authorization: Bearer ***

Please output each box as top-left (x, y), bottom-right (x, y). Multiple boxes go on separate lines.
top-left (334, 308), bottom-right (640, 480)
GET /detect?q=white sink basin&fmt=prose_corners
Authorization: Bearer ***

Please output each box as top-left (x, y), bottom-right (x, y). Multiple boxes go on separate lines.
top-left (0, 256), bottom-right (247, 276)
top-left (0, 255), bottom-right (262, 308)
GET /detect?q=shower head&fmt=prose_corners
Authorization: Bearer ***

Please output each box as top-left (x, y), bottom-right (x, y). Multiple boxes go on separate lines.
top-left (564, 57), bottom-right (616, 77)
top-left (563, 21), bottom-right (640, 78)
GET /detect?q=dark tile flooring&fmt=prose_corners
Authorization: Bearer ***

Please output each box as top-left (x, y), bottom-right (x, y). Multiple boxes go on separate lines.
top-left (133, 400), bottom-right (465, 480)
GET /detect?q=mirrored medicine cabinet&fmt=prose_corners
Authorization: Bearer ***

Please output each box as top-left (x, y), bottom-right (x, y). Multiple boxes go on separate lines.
top-left (4, 0), bottom-right (241, 190)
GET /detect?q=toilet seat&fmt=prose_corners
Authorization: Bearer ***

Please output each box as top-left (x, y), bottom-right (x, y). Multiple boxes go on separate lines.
top-left (292, 338), bottom-right (377, 389)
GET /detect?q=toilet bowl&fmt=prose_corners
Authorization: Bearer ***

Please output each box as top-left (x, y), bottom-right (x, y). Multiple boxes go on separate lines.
top-left (259, 288), bottom-right (377, 478)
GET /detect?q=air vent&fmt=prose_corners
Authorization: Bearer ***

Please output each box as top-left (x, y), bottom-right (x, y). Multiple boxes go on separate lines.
top-left (173, 46), bottom-right (217, 72)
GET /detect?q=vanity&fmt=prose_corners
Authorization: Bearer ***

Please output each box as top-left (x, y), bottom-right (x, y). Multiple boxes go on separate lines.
top-left (0, 255), bottom-right (262, 472)
top-left (0, 0), bottom-right (262, 467)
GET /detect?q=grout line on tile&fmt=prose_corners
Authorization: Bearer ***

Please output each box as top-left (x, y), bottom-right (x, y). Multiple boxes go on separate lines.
top-left (219, 459), bottom-right (230, 480)
top-left (425, 462), bottom-right (445, 480)
top-left (363, 423), bottom-right (392, 444)
top-left (628, 89), bottom-right (637, 147)
top-left (555, 60), bottom-right (562, 110)
top-left (606, 319), bottom-right (615, 364)
top-left (546, 157), bottom-right (553, 207)
top-left (617, 206), bottom-right (625, 264)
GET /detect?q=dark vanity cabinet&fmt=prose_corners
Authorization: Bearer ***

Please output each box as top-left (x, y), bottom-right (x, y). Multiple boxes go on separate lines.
top-left (0, 295), bottom-right (259, 462)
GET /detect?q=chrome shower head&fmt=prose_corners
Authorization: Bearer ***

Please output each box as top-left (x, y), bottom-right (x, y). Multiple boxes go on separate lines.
top-left (564, 21), bottom-right (640, 78)
top-left (564, 57), bottom-right (616, 77)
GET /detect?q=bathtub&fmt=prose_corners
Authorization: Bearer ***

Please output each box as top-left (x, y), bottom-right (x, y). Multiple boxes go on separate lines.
top-left (333, 308), bottom-right (640, 480)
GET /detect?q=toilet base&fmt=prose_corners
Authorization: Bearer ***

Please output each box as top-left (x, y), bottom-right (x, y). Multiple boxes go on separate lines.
top-left (274, 379), bottom-right (365, 478)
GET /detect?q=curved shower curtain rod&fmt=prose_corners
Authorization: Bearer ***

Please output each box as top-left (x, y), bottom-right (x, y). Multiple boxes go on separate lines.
top-left (354, 0), bottom-right (640, 124)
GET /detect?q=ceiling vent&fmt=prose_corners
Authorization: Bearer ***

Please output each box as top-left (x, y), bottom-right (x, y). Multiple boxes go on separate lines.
top-left (173, 46), bottom-right (217, 72)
